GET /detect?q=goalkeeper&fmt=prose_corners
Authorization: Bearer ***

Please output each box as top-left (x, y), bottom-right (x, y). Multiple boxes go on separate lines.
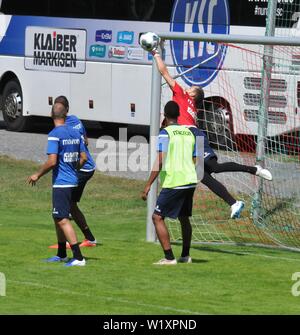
top-left (149, 45), bottom-right (272, 219)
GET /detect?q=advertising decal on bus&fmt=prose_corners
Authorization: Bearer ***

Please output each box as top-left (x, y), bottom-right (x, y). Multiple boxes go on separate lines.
top-left (170, 0), bottom-right (230, 87)
top-left (25, 26), bottom-right (86, 73)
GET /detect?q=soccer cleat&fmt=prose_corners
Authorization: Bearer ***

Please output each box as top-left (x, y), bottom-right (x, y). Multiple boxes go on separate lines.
top-left (153, 258), bottom-right (177, 265)
top-left (44, 256), bottom-right (69, 263)
top-left (64, 258), bottom-right (86, 267)
top-left (48, 242), bottom-right (71, 249)
top-left (255, 165), bottom-right (273, 181)
top-left (178, 256), bottom-right (192, 263)
top-left (79, 239), bottom-right (97, 248)
top-left (231, 201), bottom-right (245, 219)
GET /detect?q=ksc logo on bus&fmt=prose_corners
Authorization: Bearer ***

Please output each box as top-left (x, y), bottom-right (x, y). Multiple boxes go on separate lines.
top-left (170, 0), bottom-right (230, 87)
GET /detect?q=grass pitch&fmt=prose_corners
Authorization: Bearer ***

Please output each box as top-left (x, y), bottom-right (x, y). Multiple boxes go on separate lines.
top-left (0, 156), bottom-right (300, 315)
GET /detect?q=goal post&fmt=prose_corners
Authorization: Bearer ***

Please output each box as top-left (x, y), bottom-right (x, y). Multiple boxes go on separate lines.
top-left (147, 30), bottom-right (300, 249)
top-left (252, 0), bottom-right (277, 225)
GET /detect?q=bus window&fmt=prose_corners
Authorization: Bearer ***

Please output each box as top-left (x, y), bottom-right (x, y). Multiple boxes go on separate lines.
top-left (49, 0), bottom-right (95, 19)
top-left (0, 0), bottom-right (173, 22)
top-left (94, 0), bottom-right (173, 22)
top-left (1, 0), bottom-right (49, 16)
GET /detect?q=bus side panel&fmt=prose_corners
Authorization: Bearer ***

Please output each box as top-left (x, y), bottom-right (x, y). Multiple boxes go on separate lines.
top-left (23, 70), bottom-right (70, 117)
top-left (70, 62), bottom-right (112, 122)
top-left (111, 63), bottom-right (152, 125)
top-left (0, 56), bottom-right (71, 119)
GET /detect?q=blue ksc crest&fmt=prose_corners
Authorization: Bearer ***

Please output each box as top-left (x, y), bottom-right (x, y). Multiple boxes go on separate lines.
top-left (170, 0), bottom-right (230, 87)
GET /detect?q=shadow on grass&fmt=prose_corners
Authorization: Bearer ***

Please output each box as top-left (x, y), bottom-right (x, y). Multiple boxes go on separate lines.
top-left (84, 256), bottom-right (102, 261)
top-left (189, 259), bottom-right (209, 264)
top-left (191, 245), bottom-right (246, 256)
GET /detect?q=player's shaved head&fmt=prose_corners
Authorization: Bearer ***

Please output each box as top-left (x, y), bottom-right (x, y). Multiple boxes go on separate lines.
top-left (54, 95), bottom-right (69, 111)
top-left (164, 100), bottom-right (179, 120)
top-left (51, 102), bottom-right (67, 120)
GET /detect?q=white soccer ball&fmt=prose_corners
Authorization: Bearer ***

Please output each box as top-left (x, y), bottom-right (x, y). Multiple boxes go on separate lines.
top-left (139, 32), bottom-right (160, 52)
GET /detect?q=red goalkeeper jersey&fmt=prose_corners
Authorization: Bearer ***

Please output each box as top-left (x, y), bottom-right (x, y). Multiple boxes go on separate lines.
top-left (172, 82), bottom-right (197, 126)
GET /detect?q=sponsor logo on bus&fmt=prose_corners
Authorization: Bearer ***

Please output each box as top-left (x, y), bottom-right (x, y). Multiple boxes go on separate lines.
top-left (25, 27), bottom-right (86, 73)
top-left (170, 0), bottom-right (230, 87)
top-left (127, 47), bottom-right (144, 60)
top-left (95, 30), bottom-right (112, 43)
top-left (89, 44), bottom-right (106, 58)
top-left (117, 31), bottom-right (134, 44)
top-left (108, 46), bottom-right (126, 59)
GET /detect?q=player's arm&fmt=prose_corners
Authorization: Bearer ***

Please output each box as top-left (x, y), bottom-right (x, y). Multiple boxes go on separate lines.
top-left (80, 121), bottom-right (89, 146)
top-left (190, 127), bottom-right (204, 183)
top-left (78, 151), bottom-right (88, 170)
top-left (78, 135), bottom-right (88, 169)
top-left (141, 152), bottom-right (164, 201)
top-left (152, 51), bottom-right (176, 89)
top-left (84, 135), bottom-right (89, 147)
top-left (142, 129), bottom-right (168, 200)
top-left (27, 154), bottom-right (57, 186)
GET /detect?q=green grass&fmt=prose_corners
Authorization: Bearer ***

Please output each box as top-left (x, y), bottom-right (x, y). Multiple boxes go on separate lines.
top-left (1, 155), bottom-right (300, 314)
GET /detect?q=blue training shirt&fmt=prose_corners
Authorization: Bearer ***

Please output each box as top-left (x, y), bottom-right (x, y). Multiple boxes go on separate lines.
top-left (65, 115), bottom-right (96, 172)
top-left (47, 125), bottom-right (86, 187)
top-left (188, 126), bottom-right (216, 161)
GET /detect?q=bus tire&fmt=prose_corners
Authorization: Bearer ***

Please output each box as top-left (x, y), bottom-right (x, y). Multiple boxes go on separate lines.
top-left (2, 80), bottom-right (30, 131)
top-left (204, 102), bottom-right (235, 150)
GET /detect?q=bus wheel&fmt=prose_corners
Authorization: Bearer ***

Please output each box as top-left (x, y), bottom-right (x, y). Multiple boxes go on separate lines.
top-left (2, 80), bottom-right (30, 131)
top-left (204, 102), bottom-right (235, 150)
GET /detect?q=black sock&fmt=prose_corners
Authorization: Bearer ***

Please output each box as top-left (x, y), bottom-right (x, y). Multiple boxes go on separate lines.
top-left (70, 243), bottom-right (83, 261)
top-left (164, 249), bottom-right (175, 260)
top-left (83, 228), bottom-right (95, 242)
top-left (181, 246), bottom-right (190, 258)
top-left (57, 242), bottom-right (67, 259)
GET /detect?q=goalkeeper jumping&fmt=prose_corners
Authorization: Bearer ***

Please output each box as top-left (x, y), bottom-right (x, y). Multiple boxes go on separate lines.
top-left (149, 44), bottom-right (272, 219)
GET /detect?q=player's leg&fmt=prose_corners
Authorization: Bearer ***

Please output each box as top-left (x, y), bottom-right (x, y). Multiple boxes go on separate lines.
top-left (178, 216), bottom-right (192, 263)
top-left (177, 187), bottom-right (195, 263)
top-left (53, 222), bottom-right (68, 260)
top-left (201, 171), bottom-right (244, 219)
top-left (202, 170), bottom-right (235, 206)
top-left (48, 188), bottom-right (85, 266)
top-left (152, 214), bottom-right (172, 254)
top-left (151, 188), bottom-right (189, 265)
top-left (55, 217), bottom-right (85, 266)
top-left (206, 157), bottom-right (272, 180)
top-left (70, 171), bottom-right (96, 247)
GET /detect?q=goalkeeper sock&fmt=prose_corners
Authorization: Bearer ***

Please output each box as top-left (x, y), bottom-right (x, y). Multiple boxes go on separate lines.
top-left (164, 249), bottom-right (175, 260)
top-left (181, 246), bottom-right (190, 258)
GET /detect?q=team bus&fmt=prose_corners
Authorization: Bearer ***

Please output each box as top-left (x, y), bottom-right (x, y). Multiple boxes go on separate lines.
top-left (0, 0), bottom-right (299, 147)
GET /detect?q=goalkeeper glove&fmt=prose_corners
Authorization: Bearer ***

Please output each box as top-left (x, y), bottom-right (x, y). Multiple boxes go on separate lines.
top-left (151, 47), bottom-right (159, 56)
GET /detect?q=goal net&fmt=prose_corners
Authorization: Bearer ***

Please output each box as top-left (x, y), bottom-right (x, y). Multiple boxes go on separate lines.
top-left (161, 2), bottom-right (300, 251)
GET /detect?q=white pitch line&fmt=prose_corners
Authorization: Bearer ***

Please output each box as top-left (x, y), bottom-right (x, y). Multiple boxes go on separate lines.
top-left (8, 279), bottom-right (209, 315)
top-left (237, 251), bottom-right (300, 262)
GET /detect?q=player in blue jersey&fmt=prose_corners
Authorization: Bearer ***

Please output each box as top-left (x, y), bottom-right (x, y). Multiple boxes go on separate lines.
top-left (48, 96), bottom-right (97, 249)
top-left (28, 103), bottom-right (87, 266)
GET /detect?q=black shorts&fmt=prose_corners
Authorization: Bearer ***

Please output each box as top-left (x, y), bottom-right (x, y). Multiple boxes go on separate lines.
top-left (154, 187), bottom-right (196, 219)
top-left (204, 156), bottom-right (219, 174)
top-left (52, 187), bottom-right (74, 219)
top-left (71, 170), bottom-right (95, 203)
top-left (203, 135), bottom-right (217, 162)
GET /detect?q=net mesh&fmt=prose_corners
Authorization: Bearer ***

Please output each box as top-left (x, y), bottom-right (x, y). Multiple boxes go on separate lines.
top-left (163, 2), bottom-right (300, 251)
